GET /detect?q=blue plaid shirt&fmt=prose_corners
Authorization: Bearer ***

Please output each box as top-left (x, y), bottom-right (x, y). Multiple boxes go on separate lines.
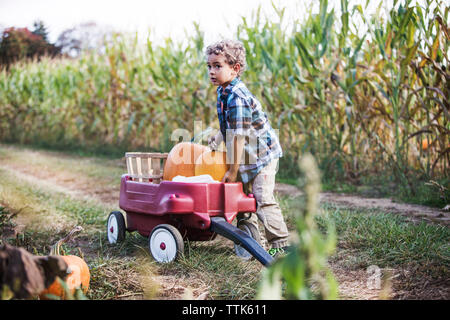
top-left (216, 77), bottom-right (283, 183)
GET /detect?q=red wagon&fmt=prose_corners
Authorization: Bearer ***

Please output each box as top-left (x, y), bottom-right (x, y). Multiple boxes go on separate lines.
top-left (106, 152), bottom-right (273, 266)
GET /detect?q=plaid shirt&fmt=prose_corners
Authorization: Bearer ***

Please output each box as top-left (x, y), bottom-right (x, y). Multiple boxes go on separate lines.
top-left (216, 77), bottom-right (283, 183)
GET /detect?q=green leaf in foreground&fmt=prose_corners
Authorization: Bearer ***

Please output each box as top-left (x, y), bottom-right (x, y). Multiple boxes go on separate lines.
top-left (257, 153), bottom-right (338, 300)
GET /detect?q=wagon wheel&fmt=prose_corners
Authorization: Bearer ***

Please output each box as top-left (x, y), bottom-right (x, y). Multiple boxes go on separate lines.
top-left (107, 211), bottom-right (126, 244)
top-left (234, 220), bottom-right (260, 260)
top-left (149, 224), bottom-right (184, 263)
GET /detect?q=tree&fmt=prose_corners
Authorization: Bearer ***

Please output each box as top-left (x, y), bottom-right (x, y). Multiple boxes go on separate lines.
top-left (0, 20), bottom-right (61, 69)
top-left (32, 20), bottom-right (49, 42)
top-left (56, 22), bottom-right (115, 57)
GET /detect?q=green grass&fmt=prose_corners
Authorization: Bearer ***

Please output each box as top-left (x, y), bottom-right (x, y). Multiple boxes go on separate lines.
top-left (0, 168), bottom-right (111, 231)
top-left (1, 144), bottom-right (448, 300)
top-left (0, 165), bottom-right (138, 299)
top-left (0, 143), bottom-right (126, 181)
top-left (0, 205), bottom-right (16, 234)
top-left (281, 195), bottom-right (449, 273)
top-left (277, 153), bottom-right (448, 209)
top-left (320, 207), bottom-right (449, 268)
top-left (0, 148), bottom-right (264, 300)
top-left (159, 240), bottom-right (263, 299)
top-left (276, 177), bottom-right (299, 186)
top-left (278, 194), bottom-right (450, 299)
top-left (0, 140), bottom-right (129, 160)
top-left (308, 171), bottom-right (448, 209)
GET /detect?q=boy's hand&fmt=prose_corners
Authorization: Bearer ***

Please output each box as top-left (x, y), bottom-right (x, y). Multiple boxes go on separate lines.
top-left (208, 132), bottom-right (223, 151)
top-left (222, 135), bottom-right (244, 183)
top-left (222, 169), bottom-right (238, 183)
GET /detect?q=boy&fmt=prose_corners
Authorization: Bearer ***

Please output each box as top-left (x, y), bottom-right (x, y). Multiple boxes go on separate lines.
top-left (205, 39), bottom-right (289, 256)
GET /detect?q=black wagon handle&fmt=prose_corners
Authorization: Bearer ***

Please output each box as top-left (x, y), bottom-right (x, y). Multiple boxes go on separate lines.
top-left (209, 217), bottom-right (274, 267)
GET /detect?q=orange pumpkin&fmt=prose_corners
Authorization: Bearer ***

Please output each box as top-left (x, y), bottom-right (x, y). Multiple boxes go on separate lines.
top-left (421, 138), bottom-right (431, 151)
top-left (194, 150), bottom-right (229, 181)
top-left (163, 142), bottom-right (210, 181)
top-left (39, 226), bottom-right (90, 300)
top-left (40, 255), bottom-right (90, 299)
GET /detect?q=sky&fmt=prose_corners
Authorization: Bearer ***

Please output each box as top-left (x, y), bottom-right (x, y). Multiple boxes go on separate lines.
top-left (1, 0), bottom-right (434, 46)
top-left (0, 0), bottom-right (307, 44)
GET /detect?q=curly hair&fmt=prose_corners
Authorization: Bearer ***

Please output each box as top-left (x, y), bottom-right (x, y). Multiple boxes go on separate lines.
top-left (205, 39), bottom-right (247, 77)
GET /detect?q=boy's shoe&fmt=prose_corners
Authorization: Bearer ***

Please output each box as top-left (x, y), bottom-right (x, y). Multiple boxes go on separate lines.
top-left (268, 247), bottom-right (287, 259)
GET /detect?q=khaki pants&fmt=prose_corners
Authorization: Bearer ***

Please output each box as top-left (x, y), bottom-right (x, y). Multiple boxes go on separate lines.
top-left (242, 159), bottom-right (289, 249)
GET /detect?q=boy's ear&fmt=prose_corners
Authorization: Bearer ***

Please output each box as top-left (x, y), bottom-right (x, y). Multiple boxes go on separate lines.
top-left (233, 63), bottom-right (241, 75)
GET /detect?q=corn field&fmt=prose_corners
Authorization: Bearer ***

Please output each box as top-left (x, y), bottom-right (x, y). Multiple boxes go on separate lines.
top-left (0, 0), bottom-right (448, 201)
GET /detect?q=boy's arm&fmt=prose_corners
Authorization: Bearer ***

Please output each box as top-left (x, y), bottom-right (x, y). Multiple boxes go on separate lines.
top-left (222, 135), bottom-right (245, 183)
top-left (222, 95), bottom-right (251, 183)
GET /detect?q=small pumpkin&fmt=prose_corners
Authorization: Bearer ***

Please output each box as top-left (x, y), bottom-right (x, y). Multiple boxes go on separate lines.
top-left (163, 142), bottom-right (210, 181)
top-left (194, 150), bottom-right (229, 181)
top-left (39, 226), bottom-right (90, 300)
top-left (421, 138), bottom-right (431, 151)
top-left (342, 145), bottom-right (349, 154)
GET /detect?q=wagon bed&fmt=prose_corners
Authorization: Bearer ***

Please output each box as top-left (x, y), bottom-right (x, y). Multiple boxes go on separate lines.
top-left (119, 175), bottom-right (256, 240)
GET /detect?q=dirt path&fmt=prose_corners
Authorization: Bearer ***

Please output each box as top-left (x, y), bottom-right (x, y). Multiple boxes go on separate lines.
top-left (2, 159), bottom-right (447, 227)
top-left (275, 183), bottom-right (450, 227)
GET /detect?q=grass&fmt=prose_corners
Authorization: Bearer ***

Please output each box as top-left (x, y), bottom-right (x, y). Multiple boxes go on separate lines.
top-left (279, 195), bottom-right (449, 299)
top-left (167, 240), bottom-right (263, 299)
top-left (0, 175), bottom-right (154, 299)
top-left (281, 194), bottom-right (449, 282)
top-left (0, 143), bottom-right (125, 182)
top-left (280, 165), bottom-right (449, 209)
top-left (0, 140), bottom-right (129, 160)
top-left (318, 206), bottom-right (449, 268)
top-left (0, 144), bottom-right (264, 299)
top-left (1, 143), bottom-right (448, 300)
top-left (0, 167), bottom-right (109, 233)
top-left (0, 153), bottom-right (147, 299)
top-left (0, 206), bottom-right (14, 228)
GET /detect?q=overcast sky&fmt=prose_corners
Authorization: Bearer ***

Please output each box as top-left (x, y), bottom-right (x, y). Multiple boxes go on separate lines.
top-left (1, 0), bottom-right (435, 46)
top-left (0, 0), bottom-right (309, 44)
